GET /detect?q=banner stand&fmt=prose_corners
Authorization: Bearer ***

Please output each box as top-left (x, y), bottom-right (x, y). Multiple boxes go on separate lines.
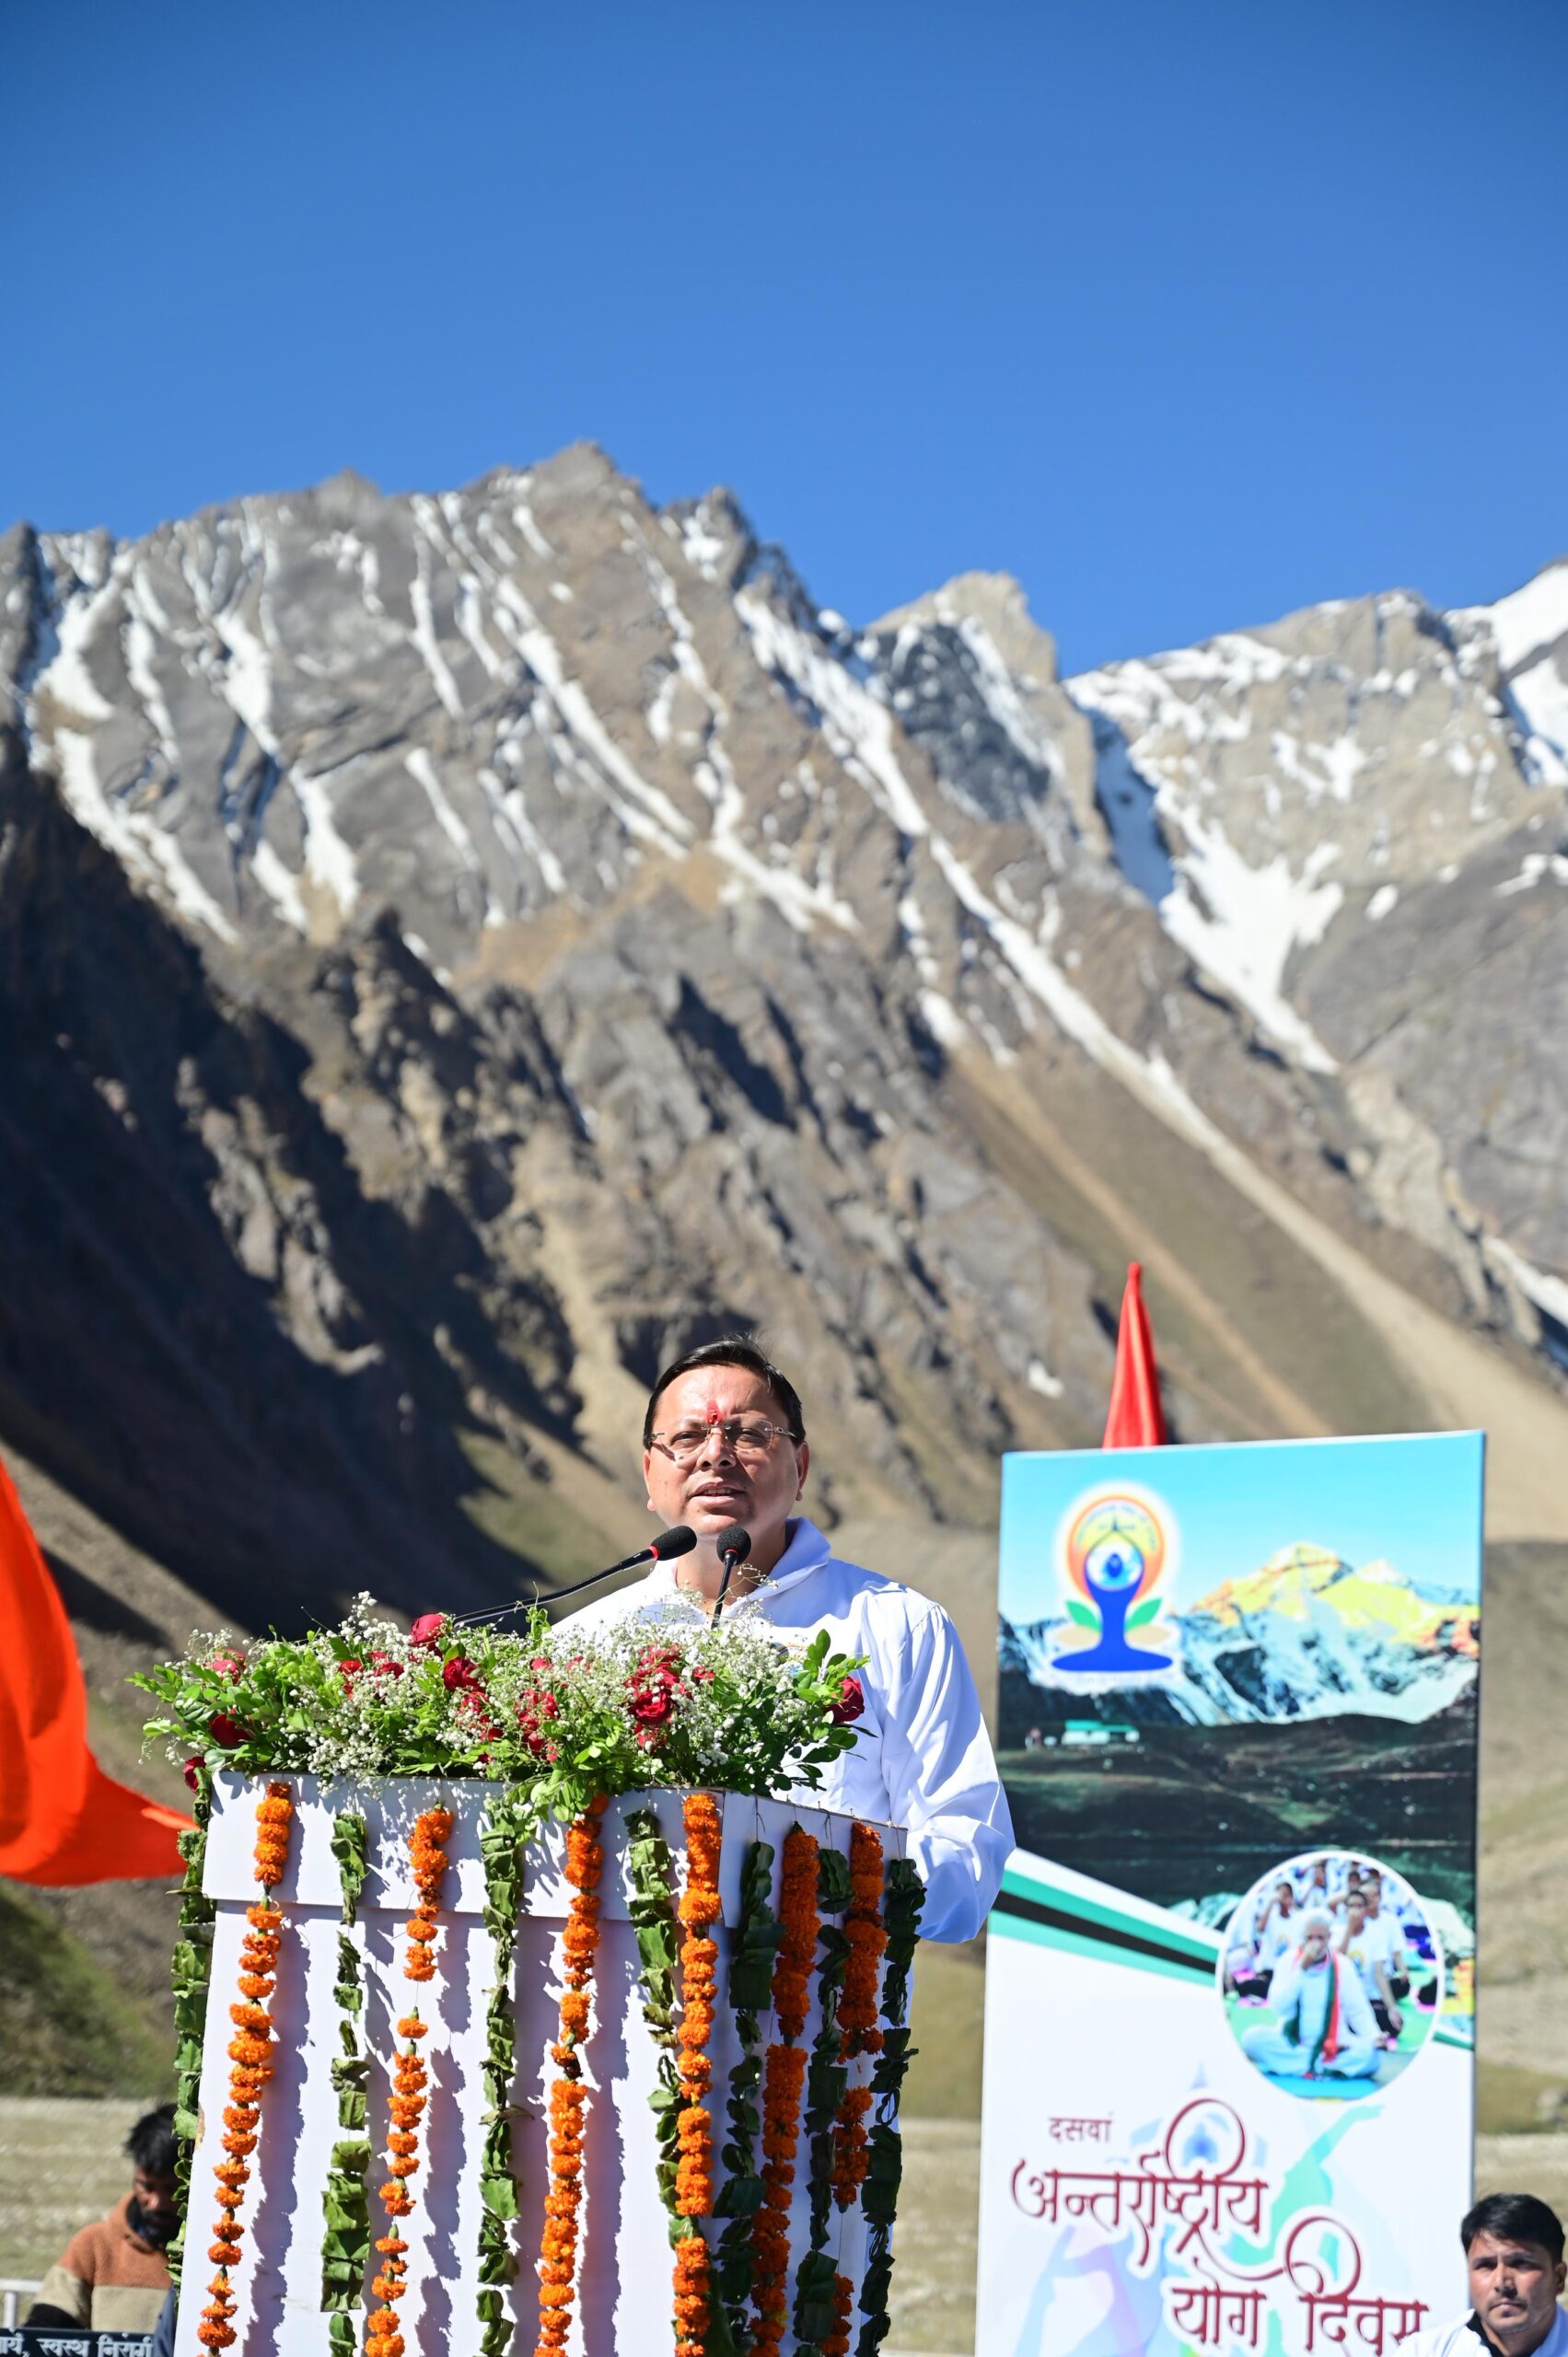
top-left (978, 1433), bottom-right (1483, 2357)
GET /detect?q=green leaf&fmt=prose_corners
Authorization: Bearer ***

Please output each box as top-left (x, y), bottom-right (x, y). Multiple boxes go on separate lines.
top-left (1065, 1598), bottom-right (1099, 1630)
top-left (1126, 1596), bottom-right (1161, 1629)
top-left (816, 1847), bottom-right (853, 1914)
top-left (329, 1812), bottom-right (369, 1923)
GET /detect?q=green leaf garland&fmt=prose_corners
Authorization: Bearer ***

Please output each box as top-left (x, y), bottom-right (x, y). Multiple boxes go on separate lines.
top-left (624, 1805), bottom-right (684, 2235)
top-left (320, 1811), bottom-right (371, 2355)
top-left (168, 1776), bottom-right (215, 2287)
top-left (714, 1839), bottom-right (782, 2340)
top-left (476, 1795), bottom-right (528, 2354)
top-left (793, 1847), bottom-right (853, 2357)
top-left (855, 1858), bottom-right (925, 2357)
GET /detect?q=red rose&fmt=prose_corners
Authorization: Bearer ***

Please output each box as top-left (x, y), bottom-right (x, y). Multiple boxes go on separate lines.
top-left (338, 1657), bottom-right (363, 1682)
top-left (369, 1652), bottom-right (404, 1679)
top-left (691, 1666), bottom-right (715, 1685)
top-left (183, 1756), bottom-right (203, 1792)
top-left (207, 1713), bottom-right (250, 1747)
top-left (829, 1675), bottom-right (865, 1726)
top-left (443, 1655), bottom-right (481, 1691)
top-left (210, 1652), bottom-right (244, 1682)
top-left (630, 1684), bottom-right (675, 1726)
top-left (410, 1613), bottom-right (447, 1647)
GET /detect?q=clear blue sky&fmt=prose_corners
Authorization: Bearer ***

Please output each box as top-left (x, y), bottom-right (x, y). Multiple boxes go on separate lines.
top-left (6, 3), bottom-right (1564, 674)
top-left (998, 1434), bottom-right (1484, 1620)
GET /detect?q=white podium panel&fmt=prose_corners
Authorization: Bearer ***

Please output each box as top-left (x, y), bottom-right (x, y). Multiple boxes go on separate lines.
top-left (176, 1778), bottom-right (907, 2357)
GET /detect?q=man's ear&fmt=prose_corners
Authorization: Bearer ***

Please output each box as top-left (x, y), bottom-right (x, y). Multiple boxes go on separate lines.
top-left (795, 1437), bottom-right (810, 1499)
top-left (1554, 2260), bottom-right (1566, 2298)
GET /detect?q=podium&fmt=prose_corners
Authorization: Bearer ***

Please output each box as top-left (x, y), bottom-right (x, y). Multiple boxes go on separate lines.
top-left (174, 1775), bottom-right (915, 2357)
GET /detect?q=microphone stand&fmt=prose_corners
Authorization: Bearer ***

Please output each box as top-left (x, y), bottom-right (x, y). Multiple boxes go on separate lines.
top-left (710, 1526), bottom-right (751, 1625)
top-left (451, 1527), bottom-right (696, 1627)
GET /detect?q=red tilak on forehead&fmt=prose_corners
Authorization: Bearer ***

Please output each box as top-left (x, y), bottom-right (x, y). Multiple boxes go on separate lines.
top-left (704, 1400), bottom-right (725, 1423)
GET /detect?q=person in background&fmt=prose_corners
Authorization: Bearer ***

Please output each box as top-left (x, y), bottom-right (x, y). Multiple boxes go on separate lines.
top-left (1397, 2193), bottom-right (1567, 2357)
top-left (1240, 1911), bottom-right (1380, 2082)
top-left (28, 2103), bottom-right (177, 2331)
top-left (1359, 1869), bottom-right (1411, 2043)
top-left (1297, 1857), bottom-right (1333, 1910)
top-left (1337, 1887), bottom-right (1402, 2041)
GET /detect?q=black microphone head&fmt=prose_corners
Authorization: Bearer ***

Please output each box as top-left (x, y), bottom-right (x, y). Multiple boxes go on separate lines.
top-left (715, 1524), bottom-right (750, 1564)
top-left (650, 1524), bottom-right (697, 1561)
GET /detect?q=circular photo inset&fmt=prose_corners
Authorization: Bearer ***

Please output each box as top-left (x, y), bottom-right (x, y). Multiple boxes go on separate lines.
top-left (1218, 1850), bottom-right (1444, 2101)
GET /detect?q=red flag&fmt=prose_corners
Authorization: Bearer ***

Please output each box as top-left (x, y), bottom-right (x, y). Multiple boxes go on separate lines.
top-left (1102, 1261), bottom-right (1167, 1448)
top-left (0, 1453), bottom-right (191, 1885)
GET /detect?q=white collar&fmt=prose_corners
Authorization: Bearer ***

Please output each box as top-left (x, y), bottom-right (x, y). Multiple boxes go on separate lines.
top-left (658, 1515), bottom-right (832, 1612)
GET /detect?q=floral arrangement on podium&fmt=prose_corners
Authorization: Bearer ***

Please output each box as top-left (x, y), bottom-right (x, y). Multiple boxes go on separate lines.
top-left (137, 1598), bottom-right (923, 2357)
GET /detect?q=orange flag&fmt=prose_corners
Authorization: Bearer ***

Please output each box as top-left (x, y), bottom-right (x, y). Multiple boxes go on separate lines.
top-left (0, 1453), bottom-right (191, 1884)
top-left (1102, 1261), bottom-right (1167, 1448)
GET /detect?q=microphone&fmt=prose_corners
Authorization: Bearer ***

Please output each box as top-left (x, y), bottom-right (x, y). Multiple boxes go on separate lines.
top-left (544, 1524), bottom-right (697, 1608)
top-left (454, 1527), bottom-right (696, 1624)
top-left (711, 1524), bottom-right (751, 1624)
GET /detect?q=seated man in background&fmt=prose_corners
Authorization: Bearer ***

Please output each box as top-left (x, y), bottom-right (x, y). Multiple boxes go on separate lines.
top-left (1397, 2193), bottom-right (1567, 2357)
top-left (28, 2102), bottom-right (177, 2332)
top-left (1240, 1912), bottom-right (1380, 2081)
top-left (1234, 1881), bottom-right (1298, 2001)
top-left (1358, 1869), bottom-right (1411, 2043)
top-left (1338, 1886), bottom-right (1405, 2045)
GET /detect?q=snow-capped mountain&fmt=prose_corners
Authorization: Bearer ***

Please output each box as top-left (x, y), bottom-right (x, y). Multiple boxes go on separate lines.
top-left (1002, 1541), bottom-right (1480, 1726)
top-left (1066, 568), bottom-right (1568, 1343)
top-left (1, 446), bottom-right (1564, 1618)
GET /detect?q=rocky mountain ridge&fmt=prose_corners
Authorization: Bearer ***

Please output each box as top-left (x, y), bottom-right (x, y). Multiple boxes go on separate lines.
top-left (2, 443), bottom-right (1565, 1630)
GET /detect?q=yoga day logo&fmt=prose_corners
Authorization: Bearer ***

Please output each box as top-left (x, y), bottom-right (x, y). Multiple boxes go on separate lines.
top-left (1051, 1485), bottom-right (1176, 1675)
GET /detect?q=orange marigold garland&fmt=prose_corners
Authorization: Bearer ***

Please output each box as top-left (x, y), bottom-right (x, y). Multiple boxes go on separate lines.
top-left (675, 1794), bottom-right (721, 2218)
top-left (366, 1805), bottom-right (453, 2357)
top-left (197, 1780), bottom-right (295, 2351)
top-left (854, 1854), bottom-right (926, 2357)
top-left (535, 1797), bottom-right (606, 2357)
top-left (823, 2269), bottom-right (855, 2357)
top-left (838, 1823), bottom-right (888, 2063)
top-left (749, 1825), bottom-right (819, 2357)
top-left (672, 2210), bottom-right (713, 2357)
top-left (829, 1821), bottom-right (887, 2231)
top-left (669, 1793), bottom-right (723, 2354)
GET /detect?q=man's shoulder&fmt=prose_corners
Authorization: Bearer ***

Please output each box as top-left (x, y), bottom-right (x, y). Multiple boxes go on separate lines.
top-left (60, 2198), bottom-right (132, 2279)
top-left (1396, 2312), bottom-right (1487, 2357)
top-left (819, 1553), bottom-right (949, 1637)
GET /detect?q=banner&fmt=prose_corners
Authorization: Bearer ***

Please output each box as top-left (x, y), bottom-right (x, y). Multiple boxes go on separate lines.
top-left (978, 1434), bottom-right (1483, 2357)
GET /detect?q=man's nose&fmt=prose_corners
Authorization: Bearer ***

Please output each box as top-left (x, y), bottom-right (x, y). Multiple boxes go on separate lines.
top-left (696, 1425), bottom-right (740, 1464)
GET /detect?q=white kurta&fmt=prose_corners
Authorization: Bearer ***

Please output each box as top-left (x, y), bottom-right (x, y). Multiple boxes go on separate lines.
top-left (1244, 1950), bottom-right (1379, 2079)
top-left (1400, 2311), bottom-right (1568, 2357)
top-left (563, 1515), bottom-right (1014, 1943)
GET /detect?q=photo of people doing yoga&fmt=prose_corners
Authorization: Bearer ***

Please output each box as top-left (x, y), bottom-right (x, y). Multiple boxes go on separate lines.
top-left (1220, 1850), bottom-right (1444, 2099)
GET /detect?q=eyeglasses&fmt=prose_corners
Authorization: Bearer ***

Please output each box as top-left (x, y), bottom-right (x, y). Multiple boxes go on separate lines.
top-left (648, 1418), bottom-right (799, 1465)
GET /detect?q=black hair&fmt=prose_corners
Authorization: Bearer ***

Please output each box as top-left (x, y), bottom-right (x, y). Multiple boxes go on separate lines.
top-left (643, 1335), bottom-right (806, 1449)
top-left (1462, 2194), bottom-right (1565, 2262)
top-left (126, 2103), bottom-right (178, 2178)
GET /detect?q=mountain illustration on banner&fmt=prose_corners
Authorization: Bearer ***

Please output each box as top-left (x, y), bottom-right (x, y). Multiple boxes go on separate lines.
top-left (1001, 1538), bottom-right (1481, 1726)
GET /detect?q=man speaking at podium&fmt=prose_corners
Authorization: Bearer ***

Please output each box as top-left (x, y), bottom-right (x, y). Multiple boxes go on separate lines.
top-left (564, 1336), bottom-right (1012, 1943)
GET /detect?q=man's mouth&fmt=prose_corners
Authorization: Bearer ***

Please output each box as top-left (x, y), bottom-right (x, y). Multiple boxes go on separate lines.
top-left (690, 1481), bottom-right (749, 1504)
